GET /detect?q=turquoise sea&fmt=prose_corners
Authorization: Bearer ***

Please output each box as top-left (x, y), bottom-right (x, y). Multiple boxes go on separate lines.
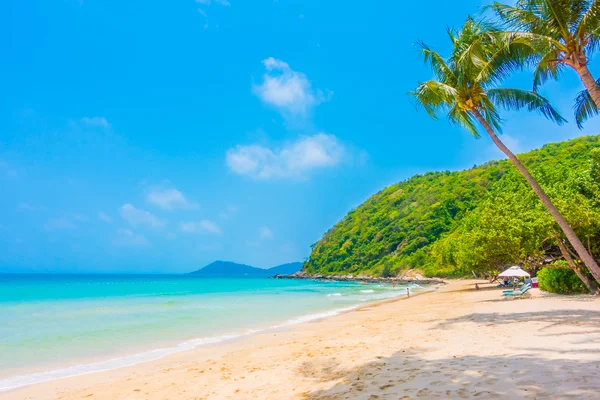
top-left (0, 274), bottom-right (425, 392)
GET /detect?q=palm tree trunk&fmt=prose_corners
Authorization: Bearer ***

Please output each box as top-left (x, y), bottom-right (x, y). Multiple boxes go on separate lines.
top-left (575, 65), bottom-right (600, 108)
top-left (556, 237), bottom-right (599, 295)
top-left (471, 109), bottom-right (600, 285)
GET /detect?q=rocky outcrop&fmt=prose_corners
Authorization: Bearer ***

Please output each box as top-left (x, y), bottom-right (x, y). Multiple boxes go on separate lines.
top-left (271, 270), bottom-right (445, 285)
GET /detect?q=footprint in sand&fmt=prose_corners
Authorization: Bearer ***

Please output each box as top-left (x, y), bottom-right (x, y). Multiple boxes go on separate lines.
top-left (473, 391), bottom-right (501, 398)
top-left (516, 379), bottom-right (538, 386)
top-left (416, 388), bottom-right (433, 397)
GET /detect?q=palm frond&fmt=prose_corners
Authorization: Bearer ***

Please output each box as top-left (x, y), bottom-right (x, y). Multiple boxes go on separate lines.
top-left (586, 31), bottom-right (600, 55)
top-left (480, 97), bottom-right (504, 133)
top-left (574, 78), bottom-right (600, 128)
top-left (533, 48), bottom-right (565, 90)
top-left (474, 35), bottom-right (534, 87)
top-left (581, 0), bottom-right (600, 56)
top-left (543, 0), bottom-right (576, 39)
top-left (448, 106), bottom-right (481, 138)
top-left (416, 41), bottom-right (457, 83)
top-left (569, 0), bottom-right (593, 30)
top-left (410, 81), bottom-right (458, 119)
top-left (487, 88), bottom-right (567, 124)
top-left (489, 2), bottom-right (558, 37)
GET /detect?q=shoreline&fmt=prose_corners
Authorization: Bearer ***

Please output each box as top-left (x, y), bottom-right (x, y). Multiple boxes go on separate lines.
top-left (4, 279), bottom-right (599, 399)
top-left (272, 273), bottom-right (446, 285)
top-left (0, 283), bottom-right (438, 394)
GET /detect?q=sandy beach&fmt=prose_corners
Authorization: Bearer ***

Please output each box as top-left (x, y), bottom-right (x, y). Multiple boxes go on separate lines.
top-left (4, 280), bottom-right (600, 400)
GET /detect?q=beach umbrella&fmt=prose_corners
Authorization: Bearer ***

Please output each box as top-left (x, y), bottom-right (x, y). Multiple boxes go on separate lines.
top-left (498, 266), bottom-right (531, 277)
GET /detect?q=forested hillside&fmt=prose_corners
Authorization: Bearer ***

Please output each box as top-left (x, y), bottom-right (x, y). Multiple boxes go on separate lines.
top-left (303, 135), bottom-right (600, 277)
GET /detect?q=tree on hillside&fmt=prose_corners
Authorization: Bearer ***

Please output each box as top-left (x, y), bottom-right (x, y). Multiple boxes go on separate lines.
top-left (490, 0), bottom-right (600, 122)
top-left (411, 17), bottom-right (600, 285)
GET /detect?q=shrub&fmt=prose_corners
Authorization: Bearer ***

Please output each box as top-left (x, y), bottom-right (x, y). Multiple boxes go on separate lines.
top-left (537, 267), bottom-right (588, 295)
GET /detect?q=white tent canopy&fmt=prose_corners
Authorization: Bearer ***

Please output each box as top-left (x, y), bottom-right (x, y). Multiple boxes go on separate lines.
top-left (498, 266), bottom-right (531, 277)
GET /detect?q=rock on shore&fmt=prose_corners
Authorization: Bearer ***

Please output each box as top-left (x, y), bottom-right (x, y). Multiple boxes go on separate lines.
top-left (271, 270), bottom-right (445, 285)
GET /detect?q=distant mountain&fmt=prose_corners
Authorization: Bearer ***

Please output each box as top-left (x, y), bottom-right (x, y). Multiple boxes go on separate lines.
top-left (267, 262), bottom-right (303, 276)
top-left (189, 261), bottom-right (302, 277)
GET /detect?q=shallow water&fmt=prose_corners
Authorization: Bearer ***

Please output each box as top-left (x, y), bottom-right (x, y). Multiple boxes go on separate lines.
top-left (0, 274), bottom-right (424, 391)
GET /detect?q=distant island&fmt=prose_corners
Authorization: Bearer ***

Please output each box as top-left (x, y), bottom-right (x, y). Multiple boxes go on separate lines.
top-left (188, 261), bottom-right (302, 277)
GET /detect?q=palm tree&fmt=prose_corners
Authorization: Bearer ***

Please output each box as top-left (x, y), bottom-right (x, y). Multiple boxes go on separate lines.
top-left (411, 17), bottom-right (600, 284)
top-left (490, 0), bottom-right (600, 108)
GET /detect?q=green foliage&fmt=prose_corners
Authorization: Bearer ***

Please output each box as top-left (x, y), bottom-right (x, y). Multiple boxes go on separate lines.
top-left (303, 135), bottom-right (600, 278)
top-left (411, 17), bottom-right (565, 140)
top-left (537, 267), bottom-right (588, 295)
top-left (489, 0), bottom-right (600, 126)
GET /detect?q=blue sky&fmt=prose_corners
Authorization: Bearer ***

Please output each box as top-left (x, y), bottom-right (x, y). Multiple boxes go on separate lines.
top-left (2, 0), bottom-right (599, 273)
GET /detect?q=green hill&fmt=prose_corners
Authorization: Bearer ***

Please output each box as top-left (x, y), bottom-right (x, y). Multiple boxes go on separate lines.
top-left (303, 135), bottom-right (600, 278)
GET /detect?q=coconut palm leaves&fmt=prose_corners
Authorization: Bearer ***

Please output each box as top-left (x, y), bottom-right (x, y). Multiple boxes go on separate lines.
top-left (490, 0), bottom-right (600, 122)
top-left (411, 18), bottom-right (566, 138)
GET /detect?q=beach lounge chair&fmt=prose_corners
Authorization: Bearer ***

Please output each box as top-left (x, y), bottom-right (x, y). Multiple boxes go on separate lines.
top-left (502, 284), bottom-right (531, 299)
top-left (502, 283), bottom-right (529, 294)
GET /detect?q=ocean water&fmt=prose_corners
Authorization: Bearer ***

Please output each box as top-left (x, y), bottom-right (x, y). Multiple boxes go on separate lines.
top-left (0, 274), bottom-right (426, 391)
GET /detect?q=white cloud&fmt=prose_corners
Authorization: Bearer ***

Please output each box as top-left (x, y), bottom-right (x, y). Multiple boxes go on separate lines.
top-left (196, 0), bottom-right (230, 5)
top-left (196, 0), bottom-right (230, 19)
top-left (71, 214), bottom-right (89, 222)
top-left (253, 57), bottom-right (331, 116)
top-left (112, 228), bottom-right (149, 247)
top-left (484, 134), bottom-right (521, 161)
top-left (179, 220), bottom-right (222, 235)
top-left (165, 232), bottom-right (177, 240)
top-left (226, 133), bottom-right (346, 180)
top-left (280, 240), bottom-right (296, 253)
top-left (44, 217), bottom-right (76, 231)
top-left (81, 117), bottom-right (110, 128)
top-left (0, 160), bottom-right (17, 179)
top-left (98, 212), bottom-right (113, 223)
top-left (219, 204), bottom-right (238, 219)
top-left (119, 204), bottom-right (167, 229)
top-left (498, 134), bottom-right (521, 153)
top-left (18, 202), bottom-right (45, 212)
top-left (258, 226), bottom-right (273, 240)
top-left (145, 187), bottom-right (198, 211)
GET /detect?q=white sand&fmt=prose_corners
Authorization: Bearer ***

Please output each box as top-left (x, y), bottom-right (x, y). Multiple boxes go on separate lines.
top-left (3, 280), bottom-right (600, 399)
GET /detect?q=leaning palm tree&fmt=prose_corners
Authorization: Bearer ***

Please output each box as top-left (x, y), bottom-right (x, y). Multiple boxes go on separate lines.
top-left (411, 17), bottom-right (600, 284)
top-left (490, 0), bottom-right (600, 107)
